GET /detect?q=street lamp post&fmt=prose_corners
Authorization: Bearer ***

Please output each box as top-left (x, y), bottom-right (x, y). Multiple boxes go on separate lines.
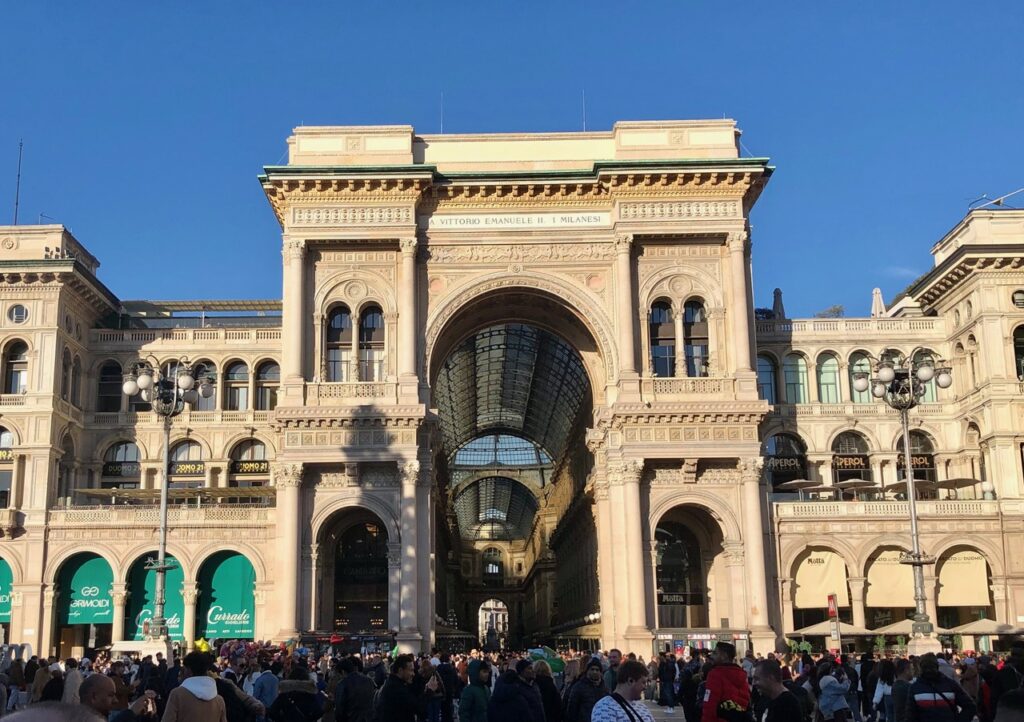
top-left (122, 357), bottom-right (214, 642)
top-left (853, 350), bottom-right (952, 654)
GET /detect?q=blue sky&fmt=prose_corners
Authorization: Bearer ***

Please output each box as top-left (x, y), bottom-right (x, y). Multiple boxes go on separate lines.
top-left (1, 1), bottom-right (1021, 317)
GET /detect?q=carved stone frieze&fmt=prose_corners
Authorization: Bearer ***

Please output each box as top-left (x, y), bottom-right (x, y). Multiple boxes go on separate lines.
top-left (291, 206), bottom-right (413, 226)
top-left (285, 428), bottom-right (418, 448)
top-left (619, 200), bottom-right (741, 221)
top-left (697, 460), bottom-right (743, 485)
top-left (621, 424), bottom-right (758, 444)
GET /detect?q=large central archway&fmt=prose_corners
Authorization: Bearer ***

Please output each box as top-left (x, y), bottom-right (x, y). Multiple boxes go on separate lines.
top-left (428, 287), bottom-right (603, 647)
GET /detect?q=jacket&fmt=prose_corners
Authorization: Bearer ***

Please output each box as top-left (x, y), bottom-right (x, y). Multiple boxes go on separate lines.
top-left (537, 673), bottom-right (563, 722)
top-left (458, 660), bottom-right (491, 722)
top-left (907, 674), bottom-right (976, 722)
top-left (892, 679), bottom-right (912, 722)
top-left (268, 679), bottom-right (322, 722)
top-left (817, 674), bottom-right (851, 719)
top-left (252, 670), bottom-right (280, 711)
top-left (334, 672), bottom-right (376, 722)
top-left (487, 671), bottom-right (536, 722)
top-left (163, 676), bottom-right (229, 722)
top-left (565, 675), bottom-right (608, 722)
top-left (375, 673), bottom-right (419, 722)
top-left (701, 663), bottom-right (752, 722)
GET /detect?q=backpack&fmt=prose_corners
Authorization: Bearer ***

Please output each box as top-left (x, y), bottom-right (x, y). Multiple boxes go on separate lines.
top-left (215, 678), bottom-right (255, 722)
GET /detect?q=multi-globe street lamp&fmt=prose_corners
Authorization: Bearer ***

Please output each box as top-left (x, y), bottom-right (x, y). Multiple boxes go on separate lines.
top-left (122, 356), bottom-right (214, 642)
top-left (852, 349), bottom-right (952, 653)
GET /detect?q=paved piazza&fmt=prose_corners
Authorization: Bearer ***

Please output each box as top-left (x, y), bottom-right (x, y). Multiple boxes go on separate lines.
top-left (0, 120), bottom-right (1022, 659)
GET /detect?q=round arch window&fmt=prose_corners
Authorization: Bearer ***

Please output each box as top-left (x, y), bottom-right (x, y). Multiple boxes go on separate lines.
top-left (6, 305), bottom-right (27, 324)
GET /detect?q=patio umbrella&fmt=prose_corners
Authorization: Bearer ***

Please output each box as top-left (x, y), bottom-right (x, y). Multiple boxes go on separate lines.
top-left (834, 480), bottom-right (878, 491)
top-left (871, 619), bottom-right (951, 636)
top-left (794, 620), bottom-right (872, 636)
top-left (951, 619), bottom-right (1017, 636)
top-left (776, 479), bottom-right (824, 491)
top-left (934, 477), bottom-right (981, 490)
top-left (882, 480), bottom-right (938, 494)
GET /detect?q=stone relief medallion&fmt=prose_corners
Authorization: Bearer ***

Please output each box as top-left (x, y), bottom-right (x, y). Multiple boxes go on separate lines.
top-left (428, 277), bottom-right (446, 295)
top-left (509, 263), bottom-right (523, 273)
top-left (670, 276), bottom-right (691, 295)
top-left (344, 280), bottom-right (367, 300)
top-left (1, 238), bottom-right (14, 251)
top-left (586, 273), bottom-right (605, 292)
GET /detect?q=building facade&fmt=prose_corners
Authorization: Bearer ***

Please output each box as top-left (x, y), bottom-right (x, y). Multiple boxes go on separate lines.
top-left (0, 120), bottom-right (1021, 658)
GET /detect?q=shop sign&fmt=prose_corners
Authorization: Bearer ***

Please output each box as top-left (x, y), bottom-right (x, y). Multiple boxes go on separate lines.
top-left (896, 455), bottom-right (933, 469)
top-left (832, 455), bottom-right (869, 470)
top-left (827, 593), bottom-right (838, 619)
top-left (127, 555), bottom-right (185, 641)
top-left (658, 592), bottom-right (703, 606)
top-left (0, 449), bottom-right (11, 463)
top-left (205, 605), bottom-right (253, 637)
top-left (229, 460), bottom-right (270, 475)
top-left (169, 461), bottom-right (205, 476)
top-left (197, 553), bottom-right (256, 638)
top-left (60, 556), bottom-right (113, 625)
top-left (102, 462), bottom-right (141, 477)
top-left (765, 456), bottom-right (805, 472)
top-left (0, 558), bottom-right (11, 622)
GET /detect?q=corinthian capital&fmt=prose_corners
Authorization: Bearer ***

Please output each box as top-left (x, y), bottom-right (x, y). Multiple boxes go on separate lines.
top-left (613, 233), bottom-right (633, 253)
top-left (739, 456), bottom-right (764, 482)
top-left (607, 458), bottom-right (644, 485)
top-left (399, 460), bottom-right (421, 486)
top-left (282, 239), bottom-right (307, 262)
top-left (726, 230), bottom-right (749, 253)
top-left (399, 237), bottom-right (418, 255)
top-left (272, 462), bottom-right (304, 488)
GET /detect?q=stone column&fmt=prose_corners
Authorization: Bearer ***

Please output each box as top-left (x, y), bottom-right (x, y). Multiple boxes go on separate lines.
top-left (648, 540), bottom-right (661, 630)
top-left (281, 239), bottom-right (307, 388)
top-left (609, 459), bottom-right (651, 649)
top-left (848, 577), bottom-right (867, 630)
top-left (740, 458), bottom-right (775, 651)
top-left (110, 583), bottom-right (128, 643)
top-left (416, 466), bottom-right (433, 648)
top-left (387, 542), bottom-right (402, 634)
top-left (398, 238), bottom-right (418, 380)
top-left (728, 232), bottom-right (754, 372)
top-left (592, 482), bottom-right (617, 647)
top-left (807, 361), bottom-right (820, 403)
top-left (309, 545), bottom-right (319, 632)
top-left (614, 234), bottom-right (637, 376)
top-left (838, 362), bottom-right (851, 404)
top-left (41, 589), bottom-right (58, 658)
top-left (639, 309), bottom-right (652, 377)
top-left (723, 543), bottom-right (747, 629)
top-left (397, 461), bottom-right (422, 652)
top-left (779, 578), bottom-right (795, 635)
top-left (923, 573), bottom-right (939, 627)
top-left (673, 303), bottom-right (686, 378)
top-left (182, 582), bottom-right (198, 649)
top-left (272, 463), bottom-right (303, 639)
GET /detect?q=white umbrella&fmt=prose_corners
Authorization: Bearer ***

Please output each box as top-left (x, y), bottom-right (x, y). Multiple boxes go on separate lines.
top-left (951, 618), bottom-right (1017, 636)
top-left (871, 287), bottom-right (887, 318)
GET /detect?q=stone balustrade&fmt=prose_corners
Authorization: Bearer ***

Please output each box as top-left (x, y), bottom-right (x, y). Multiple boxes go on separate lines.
top-left (85, 409), bottom-right (273, 426)
top-left (91, 327), bottom-right (282, 346)
top-left (774, 499), bottom-right (1002, 519)
top-left (755, 317), bottom-right (942, 339)
top-left (48, 504), bottom-right (275, 527)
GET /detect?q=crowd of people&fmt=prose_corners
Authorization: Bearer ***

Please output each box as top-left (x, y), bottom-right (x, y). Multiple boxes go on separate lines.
top-left (0, 638), bottom-right (1020, 721)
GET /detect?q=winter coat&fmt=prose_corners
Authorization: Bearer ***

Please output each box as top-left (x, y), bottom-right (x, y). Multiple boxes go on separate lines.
top-left (333, 672), bottom-right (375, 722)
top-left (252, 670), bottom-right (280, 710)
top-left (701, 663), bottom-right (752, 722)
top-left (269, 679), bottom-right (323, 722)
top-left (565, 675), bottom-right (608, 722)
top-left (458, 660), bottom-right (491, 722)
top-left (375, 673), bottom-right (419, 722)
top-left (163, 676), bottom-right (228, 722)
top-left (907, 673), bottom-right (976, 722)
top-left (817, 674), bottom-right (851, 720)
top-left (487, 671), bottom-right (537, 722)
top-left (537, 673), bottom-right (563, 722)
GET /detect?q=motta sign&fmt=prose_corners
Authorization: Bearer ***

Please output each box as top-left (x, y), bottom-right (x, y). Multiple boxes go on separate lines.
top-left (423, 211), bottom-right (611, 231)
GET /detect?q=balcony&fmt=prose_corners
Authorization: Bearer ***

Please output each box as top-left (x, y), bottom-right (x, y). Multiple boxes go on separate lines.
top-left (48, 504), bottom-right (276, 528)
top-left (773, 499), bottom-right (1006, 520)
top-left (305, 381), bottom-right (396, 405)
top-left (0, 394), bottom-right (26, 407)
top-left (755, 317), bottom-right (942, 341)
top-left (768, 402), bottom-right (946, 418)
top-left (641, 376), bottom-right (737, 401)
top-left (90, 327), bottom-right (282, 347)
top-left (0, 508), bottom-right (22, 536)
top-left (85, 409), bottom-right (274, 427)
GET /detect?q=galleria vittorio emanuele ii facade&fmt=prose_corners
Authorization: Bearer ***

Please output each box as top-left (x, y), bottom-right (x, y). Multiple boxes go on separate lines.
top-left (1, 119), bottom-right (1022, 659)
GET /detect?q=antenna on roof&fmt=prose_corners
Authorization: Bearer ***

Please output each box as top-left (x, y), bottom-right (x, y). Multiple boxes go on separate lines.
top-left (582, 89), bottom-right (587, 131)
top-left (12, 139), bottom-right (23, 225)
top-left (970, 188), bottom-right (1024, 211)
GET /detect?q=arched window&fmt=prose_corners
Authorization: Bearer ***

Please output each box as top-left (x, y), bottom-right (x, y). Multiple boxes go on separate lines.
top-left (849, 352), bottom-right (872, 404)
top-left (97, 361), bottom-right (123, 412)
top-left (326, 305), bottom-right (353, 382)
top-left (482, 547), bottom-right (504, 580)
top-left (897, 430), bottom-right (937, 483)
top-left (757, 355), bottom-right (777, 403)
top-left (763, 433), bottom-right (807, 490)
top-left (1014, 327), bottom-right (1024, 380)
top-left (914, 350), bottom-right (937, 402)
top-left (783, 353), bottom-right (809, 404)
top-left (169, 441), bottom-right (204, 488)
top-left (60, 349), bottom-right (72, 401)
top-left (655, 521), bottom-right (707, 628)
top-left (255, 361), bottom-right (279, 411)
top-left (649, 302), bottom-right (675, 378)
top-left (57, 435), bottom-right (76, 505)
top-left (3, 342), bottom-right (28, 395)
top-left (817, 353), bottom-right (841, 404)
top-left (358, 305), bottom-right (385, 381)
top-left (102, 442), bottom-right (141, 489)
top-left (831, 431), bottom-right (872, 483)
top-left (70, 355), bottom-right (82, 407)
top-left (224, 361), bottom-right (249, 411)
top-left (228, 439), bottom-right (270, 501)
top-left (0, 427), bottom-right (13, 508)
top-left (683, 299), bottom-right (709, 377)
top-left (192, 360), bottom-right (216, 411)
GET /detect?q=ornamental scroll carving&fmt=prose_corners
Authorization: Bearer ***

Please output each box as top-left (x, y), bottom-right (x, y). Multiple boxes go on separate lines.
top-left (272, 463), bottom-right (304, 488)
top-left (618, 200), bottom-right (741, 220)
top-left (399, 237), bottom-right (418, 255)
top-left (292, 206), bottom-right (413, 226)
top-left (282, 240), bottom-right (306, 262)
top-left (607, 458), bottom-right (644, 485)
top-left (613, 234), bottom-right (633, 253)
top-left (423, 243), bottom-right (617, 263)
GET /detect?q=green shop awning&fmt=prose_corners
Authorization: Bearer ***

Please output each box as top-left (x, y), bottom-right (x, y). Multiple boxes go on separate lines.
top-left (59, 553), bottom-right (113, 625)
top-left (126, 555), bottom-right (185, 641)
top-left (0, 557), bottom-right (11, 622)
top-left (197, 552), bottom-right (255, 639)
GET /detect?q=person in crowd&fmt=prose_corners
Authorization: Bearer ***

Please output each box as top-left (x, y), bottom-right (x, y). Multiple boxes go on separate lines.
top-left (78, 673), bottom-right (156, 721)
top-left (996, 688), bottom-right (1024, 722)
top-left (564, 657), bottom-right (606, 722)
top-left (6, 701), bottom-right (106, 721)
top-left (435, 653), bottom-right (460, 722)
top-left (267, 665), bottom-right (321, 722)
top-left (162, 652), bottom-right (227, 722)
top-left (872, 659), bottom-right (896, 722)
top-left (458, 659), bottom-right (491, 722)
top-left (657, 652), bottom-right (676, 713)
top-left (754, 658), bottom-right (804, 722)
top-left (604, 650), bottom-right (622, 694)
top-left (252, 660), bottom-right (281, 716)
top-left (533, 659), bottom-right (562, 722)
top-left (487, 662), bottom-right (541, 722)
top-left (375, 654), bottom-right (437, 722)
top-left (906, 653), bottom-right (975, 722)
top-left (61, 659), bottom-right (83, 705)
top-left (701, 642), bottom-right (752, 722)
top-left (38, 666), bottom-right (63, 704)
top-left (995, 642), bottom-right (1024, 711)
top-left (413, 657), bottom-right (445, 722)
top-left (644, 657), bottom-right (658, 702)
top-left (332, 657), bottom-right (374, 722)
top-left (589, 659), bottom-right (655, 722)
top-left (839, 655), bottom-right (861, 722)
top-left (213, 662), bottom-right (264, 722)
top-left (891, 659), bottom-right (914, 722)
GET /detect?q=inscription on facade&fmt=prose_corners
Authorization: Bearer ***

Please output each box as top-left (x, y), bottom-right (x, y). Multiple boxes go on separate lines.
top-left (422, 211), bottom-right (611, 230)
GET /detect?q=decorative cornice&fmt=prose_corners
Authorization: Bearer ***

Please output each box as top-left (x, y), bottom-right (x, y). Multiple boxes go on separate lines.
top-left (606, 402), bottom-right (767, 427)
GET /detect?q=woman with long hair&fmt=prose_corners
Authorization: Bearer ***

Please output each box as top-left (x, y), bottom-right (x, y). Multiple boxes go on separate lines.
top-left (871, 659), bottom-right (895, 721)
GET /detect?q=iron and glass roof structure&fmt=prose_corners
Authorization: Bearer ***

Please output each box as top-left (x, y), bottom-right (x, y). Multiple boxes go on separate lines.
top-left (452, 476), bottom-right (541, 541)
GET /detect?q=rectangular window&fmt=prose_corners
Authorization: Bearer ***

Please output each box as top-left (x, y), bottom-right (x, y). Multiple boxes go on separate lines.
top-left (819, 376), bottom-right (840, 404)
top-left (255, 386), bottom-right (277, 411)
top-left (0, 469), bottom-right (10, 509)
top-left (652, 346), bottom-right (675, 378)
top-left (360, 349), bottom-right (383, 381)
top-left (327, 349), bottom-right (351, 382)
top-left (228, 386), bottom-right (248, 411)
top-left (685, 344), bottom-right (709, 377)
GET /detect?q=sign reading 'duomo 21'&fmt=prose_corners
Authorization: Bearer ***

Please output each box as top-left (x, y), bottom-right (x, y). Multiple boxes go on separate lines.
top-left (423, 212), bottom-right (611, 230)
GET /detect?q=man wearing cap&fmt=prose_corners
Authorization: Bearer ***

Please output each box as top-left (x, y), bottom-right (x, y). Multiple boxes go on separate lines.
top-left (565, 657), bottom-right (607, 722)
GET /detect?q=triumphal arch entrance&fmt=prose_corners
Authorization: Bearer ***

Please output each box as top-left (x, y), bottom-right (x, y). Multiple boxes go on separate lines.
top-left (260, 120), bottom-right (776, 653)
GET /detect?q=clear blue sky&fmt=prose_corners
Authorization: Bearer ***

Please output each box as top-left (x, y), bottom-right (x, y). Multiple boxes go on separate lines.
top-left (2, 1), bottom-right (1021, 317)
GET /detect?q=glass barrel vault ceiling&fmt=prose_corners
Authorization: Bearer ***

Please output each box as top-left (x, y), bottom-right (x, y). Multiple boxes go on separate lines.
top-left (436, 323), bottom-right (591, 543)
